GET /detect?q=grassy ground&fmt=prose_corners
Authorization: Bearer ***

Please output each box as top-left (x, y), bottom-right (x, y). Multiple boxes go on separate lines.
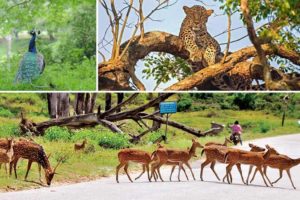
top-left (0, 38), bottom-right (96, 91)
top-left (0, 109), bottom-right (299, 192)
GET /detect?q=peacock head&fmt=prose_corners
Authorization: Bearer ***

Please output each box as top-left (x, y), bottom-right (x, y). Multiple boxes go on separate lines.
top-left (29, 30), bottom-right (41, 36)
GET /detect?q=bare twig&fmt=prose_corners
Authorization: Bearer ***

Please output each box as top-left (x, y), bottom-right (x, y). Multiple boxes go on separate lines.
top-left (221, 12), bottom-right (231, 64)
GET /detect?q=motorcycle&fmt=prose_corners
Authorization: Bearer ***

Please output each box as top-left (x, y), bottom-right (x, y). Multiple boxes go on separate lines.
top-left (230, 133), bottom-right (242, 145)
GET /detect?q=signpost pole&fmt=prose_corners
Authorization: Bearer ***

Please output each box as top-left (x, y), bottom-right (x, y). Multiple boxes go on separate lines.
top-left (164, 113), bottom-right (169, 143)
top-left (159, 101), bottom-right (177, 143)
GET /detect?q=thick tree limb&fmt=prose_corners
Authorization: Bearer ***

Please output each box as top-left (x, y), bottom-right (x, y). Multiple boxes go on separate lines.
top-left (99, 31), bottom-right (299, 91)
top-left (105, 93), bottom-right (174, 121)
top-left (166, 44), bottom-right (300, 90)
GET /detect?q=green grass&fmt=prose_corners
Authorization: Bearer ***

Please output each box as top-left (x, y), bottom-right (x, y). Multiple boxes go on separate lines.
top-left (0, 39), bottom-right (96, 91)
top-left (0, 109), bottom-right (299, 191)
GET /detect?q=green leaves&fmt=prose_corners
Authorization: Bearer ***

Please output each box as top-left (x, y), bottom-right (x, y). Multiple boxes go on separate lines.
top-left (143, 53), bottom-right (192, 89)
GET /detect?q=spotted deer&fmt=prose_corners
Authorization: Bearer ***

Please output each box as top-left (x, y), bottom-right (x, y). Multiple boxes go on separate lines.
top-left (74, 139), bottom-right (87, 151)
top-left (9, 140), bottom-right (62, 185)
top-left (116, 148), bottom-right (152, 183)
top-left (148, 143), bottom-right (186, 182)
top-left (0, 138), bottom-right (15, 175)
top-left (200, 143), bottom-right (266, 183)
top-left (164, 139), bottom-right (203, 181)
top-left (249, 145), bottom-right (300, 189)
top-left (223, 145), bottom-right (279, 187)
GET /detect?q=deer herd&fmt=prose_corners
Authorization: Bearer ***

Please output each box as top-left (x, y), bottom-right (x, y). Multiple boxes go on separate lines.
top-left (116, 138), bottom-right (300, 189)
top-left (1, 136), bottom-right (299, 190)
top-left (0, 137), bottom-right (63, 186)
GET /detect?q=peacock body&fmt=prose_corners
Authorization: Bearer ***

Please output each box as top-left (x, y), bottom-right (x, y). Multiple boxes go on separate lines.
top-left (14, 30), bottom-right (45, 84)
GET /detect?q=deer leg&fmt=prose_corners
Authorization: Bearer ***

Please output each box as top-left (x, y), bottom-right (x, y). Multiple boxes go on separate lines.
top-left (222, 171), bottom-right (233, 183)
top-left (223, 169), bottom-right (233, 183)
top-left (116, 162), bottom-right (126, 183)
top-left (263, 166), bottom-right (272, 186)
top-left (272, 169), bottom-right (283, 184)
top-left (146, 164), bottom-right (151, 182)
top-left (246, 166), bottom-right (253, 184)
top-left (150, 162), bottom-right (158, 182)
top-left (157, 164), bottom-right (164, 182)
top-left (135, 164), bottom-right (146, 180)
top-left (177, 163), bottom-right (182, 182)
top-left (38, 164), bottom-right (42, 183)
top-left (169, 165), bottom-right (176, 181)
top-left (185, 162), bottom-right (195, 181)
top-left (210, 161), bottom-right (220, 181)
top-left (200, 159), bottom-right (211, 181)
top-left (9, 159), bottom-right (16, 178)
top-left (250, 167), bottom-right (258, 183)
top-left (182, 165), bottom-right (189, 181)
top-left (225, 163), bottom-right (234, 184)
top-left (258, 167), bottom-right (269, 187)
top-left (124, 164), bottom-right (133, 182)
top-left (25, 160), bottom-right (33, 181)
top-left (236, 163), bottom-right (245, 184)
top-left (13, 160), bottom-right (18, 179)
top-left (286, 169), bottom-right (296, 189)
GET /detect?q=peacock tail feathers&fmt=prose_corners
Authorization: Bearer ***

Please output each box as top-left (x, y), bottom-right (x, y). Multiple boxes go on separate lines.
top-left (14, 52), bottom-right (45, 84)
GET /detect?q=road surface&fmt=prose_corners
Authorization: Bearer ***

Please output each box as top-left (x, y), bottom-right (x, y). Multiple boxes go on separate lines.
top-left (1, 134), bottom-right (300, 200)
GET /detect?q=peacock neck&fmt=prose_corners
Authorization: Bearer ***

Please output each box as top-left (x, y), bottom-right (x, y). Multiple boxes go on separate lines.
top-left (28, 34), bottom-right (37, 53)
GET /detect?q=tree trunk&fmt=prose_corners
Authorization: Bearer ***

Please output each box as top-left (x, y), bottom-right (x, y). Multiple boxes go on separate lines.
top-left (152, 93), bottom-right (162, 131)
top-left (85, 93), bottom-right (97, 114)
top-left (47, 93), bottom-right (58, 118)
top-left (105, 93), bottom-right (112, 111)
top-left (57, 93), bottom-right (70, 117)
top-left (74, 93), bottom-right (85, 115)
top-left (116, 93), bottom-right (124, 113)
top-left (47, 93), bottom-right (70, 118)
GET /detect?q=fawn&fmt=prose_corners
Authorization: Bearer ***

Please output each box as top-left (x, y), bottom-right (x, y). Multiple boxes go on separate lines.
top-left (0, 138), bottom-right (15, 175)
top-left (223, 145), bottom-right (279, 187)
top-left (9, 140), bottom-right (62, 185)
top-left (116, 148), bottom-right (152, 183)
top-left (74, 139), bottom-right (87, 151)
top-left (249, 144), bottom-right (300, 189)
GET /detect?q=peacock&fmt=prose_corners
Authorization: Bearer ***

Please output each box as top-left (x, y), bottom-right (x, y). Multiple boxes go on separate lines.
top-left (14, 30), bottom-right (46, 84)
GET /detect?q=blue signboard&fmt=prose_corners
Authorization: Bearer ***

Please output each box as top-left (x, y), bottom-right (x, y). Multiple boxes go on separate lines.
top-left (159, 101), bottom-right (177, 114)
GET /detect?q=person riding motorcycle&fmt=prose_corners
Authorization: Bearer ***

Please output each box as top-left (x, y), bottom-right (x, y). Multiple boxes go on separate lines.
top-left (229, 121), bottom-right (243, 145)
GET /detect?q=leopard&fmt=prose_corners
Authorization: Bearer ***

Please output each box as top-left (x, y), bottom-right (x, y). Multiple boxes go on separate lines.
top-left (179, 5), bottom-right (255, 90)
top-left (179, 5), bottom-right (222, 66)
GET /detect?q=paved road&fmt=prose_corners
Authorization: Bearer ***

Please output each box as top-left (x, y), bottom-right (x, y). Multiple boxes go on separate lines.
top-left (1, 134), bottom-right (300, 200)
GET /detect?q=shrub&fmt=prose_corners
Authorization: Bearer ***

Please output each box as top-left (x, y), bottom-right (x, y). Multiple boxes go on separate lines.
top-left (44, 127), bottom-right (72, 142)
top-left (98, 132), bottom-right (130, 149)
top-left (254, 122), bottom-right (271, 133)
top-left (177, 97), bottom-right (193, 112)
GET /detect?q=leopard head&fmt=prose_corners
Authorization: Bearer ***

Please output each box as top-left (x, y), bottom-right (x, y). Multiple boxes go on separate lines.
top-left (183, 5), bottom-right (214, 32)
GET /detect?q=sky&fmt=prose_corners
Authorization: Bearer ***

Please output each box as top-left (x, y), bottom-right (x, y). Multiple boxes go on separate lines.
top-left (98, 0), bottom-right (262, 90)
